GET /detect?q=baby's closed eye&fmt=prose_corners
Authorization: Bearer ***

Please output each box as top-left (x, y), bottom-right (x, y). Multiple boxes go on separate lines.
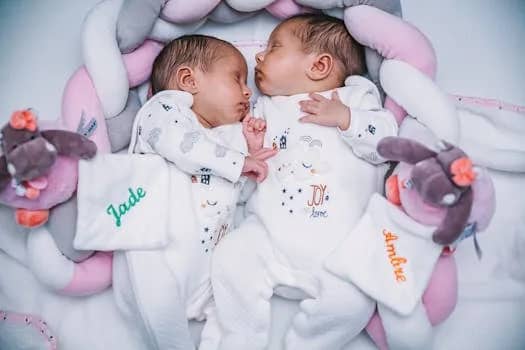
top-left (269, 42), bottom-right (281, 50)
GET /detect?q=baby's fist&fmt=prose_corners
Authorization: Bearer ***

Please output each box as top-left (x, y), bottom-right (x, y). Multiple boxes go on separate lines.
top-left (242, 114), bottom-right (267, 154)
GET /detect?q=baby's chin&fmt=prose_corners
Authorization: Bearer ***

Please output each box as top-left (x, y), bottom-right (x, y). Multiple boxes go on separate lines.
top-left (255, 80), bottom-right (279, 97)
top-left (256, 78), bottom-right (298, 97)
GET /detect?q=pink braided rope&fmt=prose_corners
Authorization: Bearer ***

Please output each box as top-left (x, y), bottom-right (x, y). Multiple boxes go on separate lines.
top-left (450, 94), bottom-right (525, 115)
top-left (0, 310), bottom-right (57, 350)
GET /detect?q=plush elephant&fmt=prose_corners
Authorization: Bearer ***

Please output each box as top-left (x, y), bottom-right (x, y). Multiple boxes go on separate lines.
top-left (367, 136), bottom-right (495, 349)
top-left (379, 138), bottom-right (480, 245)
top-left (0, 109), bottom-right (97, 227)
top-left (0, 47), bottom-right (158, 296)
top-left (361, 135), bottom-right (495, 350)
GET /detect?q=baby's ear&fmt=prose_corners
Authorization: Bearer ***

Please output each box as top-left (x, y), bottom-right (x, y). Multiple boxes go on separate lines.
top-left (307, 53), bottom-right (334, 81)
top-left (176, 66), bottom-right (198, 94)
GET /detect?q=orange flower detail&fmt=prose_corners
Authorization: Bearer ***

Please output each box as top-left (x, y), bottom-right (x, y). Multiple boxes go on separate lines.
top-left (385, 175), bottom-right (401, 205)
top-left (10, 109), bottom-right (37, 132)
top-left (25, 186), bottom-right (41, 200)
top-left (450, 157), bottom-right (476, 186)
top-left (441, 246), bottom-right (456, 256)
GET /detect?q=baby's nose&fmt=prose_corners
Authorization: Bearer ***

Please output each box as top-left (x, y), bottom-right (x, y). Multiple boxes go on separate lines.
top-left (244, 86), bottom-right (252, 98)
top-left (255, 51), bottom-right (264, 64)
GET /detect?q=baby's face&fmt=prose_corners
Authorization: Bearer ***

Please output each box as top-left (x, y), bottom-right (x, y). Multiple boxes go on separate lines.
top-left (255, 21), bottom-right (313, 96)
top-left (193, 49), bottom-right (252, 127)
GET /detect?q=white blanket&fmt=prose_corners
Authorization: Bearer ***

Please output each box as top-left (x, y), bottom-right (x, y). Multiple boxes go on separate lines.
top-left (325, 193), bottom-right (442, 316)
top-left (75, 154), bottom-right (171, 251)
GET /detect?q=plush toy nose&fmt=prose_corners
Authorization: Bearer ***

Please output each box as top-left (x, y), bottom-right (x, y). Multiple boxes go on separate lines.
top-left (8, 138), bottom-right (57, 181)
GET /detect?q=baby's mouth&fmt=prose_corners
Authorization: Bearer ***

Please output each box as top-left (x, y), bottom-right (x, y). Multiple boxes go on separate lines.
top-left (240, 102), bottom-right (250, 115)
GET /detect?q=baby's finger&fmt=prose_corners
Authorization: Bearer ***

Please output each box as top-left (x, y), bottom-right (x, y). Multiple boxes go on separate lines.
top-left (299, 114), bottom-right (321, 125)
top-left (299, 101), bottom-right (320, 115)
top-left (243, 114), bottom-right (252, 124)
top-left (247, 118), bottom-right (257, 127)
top-left (256, 162), bottom-right (268, 182)
top-left (254, 119), bottom-right (266, 131)
top-left (254, 148), bottom-right (278, 161)
top-left (258, 168), bottom-right (268, 182)
top-left (245, 172), bottom-right (258, 181)
top-left (309, 92), bottom-right (327, 102)
top-left (331, 90), bottom-right (341, 101)
top-left (250, 162), bottom-right (263, 182)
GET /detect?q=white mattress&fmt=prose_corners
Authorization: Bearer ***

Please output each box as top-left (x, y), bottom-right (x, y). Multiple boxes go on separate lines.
top-left (1, 1), bottom-right (524, 349)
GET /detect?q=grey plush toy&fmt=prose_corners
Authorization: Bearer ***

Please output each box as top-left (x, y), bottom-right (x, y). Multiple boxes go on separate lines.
top-left (377, 137), bottom-right (476, 245)
top-left (0, 110), bottom-right (97, 194)
top-left (0, 109), bottom-right (97, 261)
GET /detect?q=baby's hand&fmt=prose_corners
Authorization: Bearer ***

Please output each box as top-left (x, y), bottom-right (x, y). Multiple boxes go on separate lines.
top-left (241, 148), bottom-right (278, 183)
top-left (241, 156), bottom-right (269, 183)
top-left (242, 114), bottom-right (267, 154)
top-left (299, 91), bottom-right (351, 130)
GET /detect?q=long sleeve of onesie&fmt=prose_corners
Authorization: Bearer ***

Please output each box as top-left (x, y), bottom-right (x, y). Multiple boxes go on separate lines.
top-left (338, 76), bottom-right (398, 164)
top-left (133, 90), bottom-right (246, 183)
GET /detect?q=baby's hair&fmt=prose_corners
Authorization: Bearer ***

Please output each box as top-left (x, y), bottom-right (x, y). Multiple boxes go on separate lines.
top-left (284, 14), bottom-right (365, 82)
top-left (151, 34), bottom-right (238, 94)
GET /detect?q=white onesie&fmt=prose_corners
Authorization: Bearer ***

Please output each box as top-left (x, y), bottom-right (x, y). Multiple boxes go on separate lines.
top-left (211, 76), bottom-right (398, 350)
top-left (113, 90), bottom-right (248, 350)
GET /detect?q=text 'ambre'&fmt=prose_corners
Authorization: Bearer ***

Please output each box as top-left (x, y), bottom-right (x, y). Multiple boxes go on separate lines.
top-left (383, 229), bottom-right (408, 283)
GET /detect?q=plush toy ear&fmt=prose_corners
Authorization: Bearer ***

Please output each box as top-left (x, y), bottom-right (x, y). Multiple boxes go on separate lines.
top-left (411, 158), bottom-right (462, 206)
top-left (433, 188), bottom-right (473, 245)
top-left (0, 155), bottom-right (11, 192)
top-left (377, 136), bottom-right (436, 164)
top-left (41, 130), bottom-right (97, 159)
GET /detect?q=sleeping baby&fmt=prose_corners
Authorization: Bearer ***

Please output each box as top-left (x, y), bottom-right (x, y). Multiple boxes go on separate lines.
top-left (115, 34), bottom-right (276, 350)
top-left (211, 14), bottom-right (398, 350)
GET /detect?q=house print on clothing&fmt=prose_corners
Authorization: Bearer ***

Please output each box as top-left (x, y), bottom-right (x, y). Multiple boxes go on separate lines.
top-left (191, 174), bottom-right (211, 186)
top-left (280, 135), bottom-right (287, 149)
top-left (201, 175), bottom-right (211, 185)
top-left (199, 168), bottom-right (212, 185)
top-left (272, 128), bottom-right (290, 150)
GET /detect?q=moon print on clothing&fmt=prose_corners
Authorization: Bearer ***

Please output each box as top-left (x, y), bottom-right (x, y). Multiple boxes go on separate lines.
top-left (275, 135), bottom-right (330, 183)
